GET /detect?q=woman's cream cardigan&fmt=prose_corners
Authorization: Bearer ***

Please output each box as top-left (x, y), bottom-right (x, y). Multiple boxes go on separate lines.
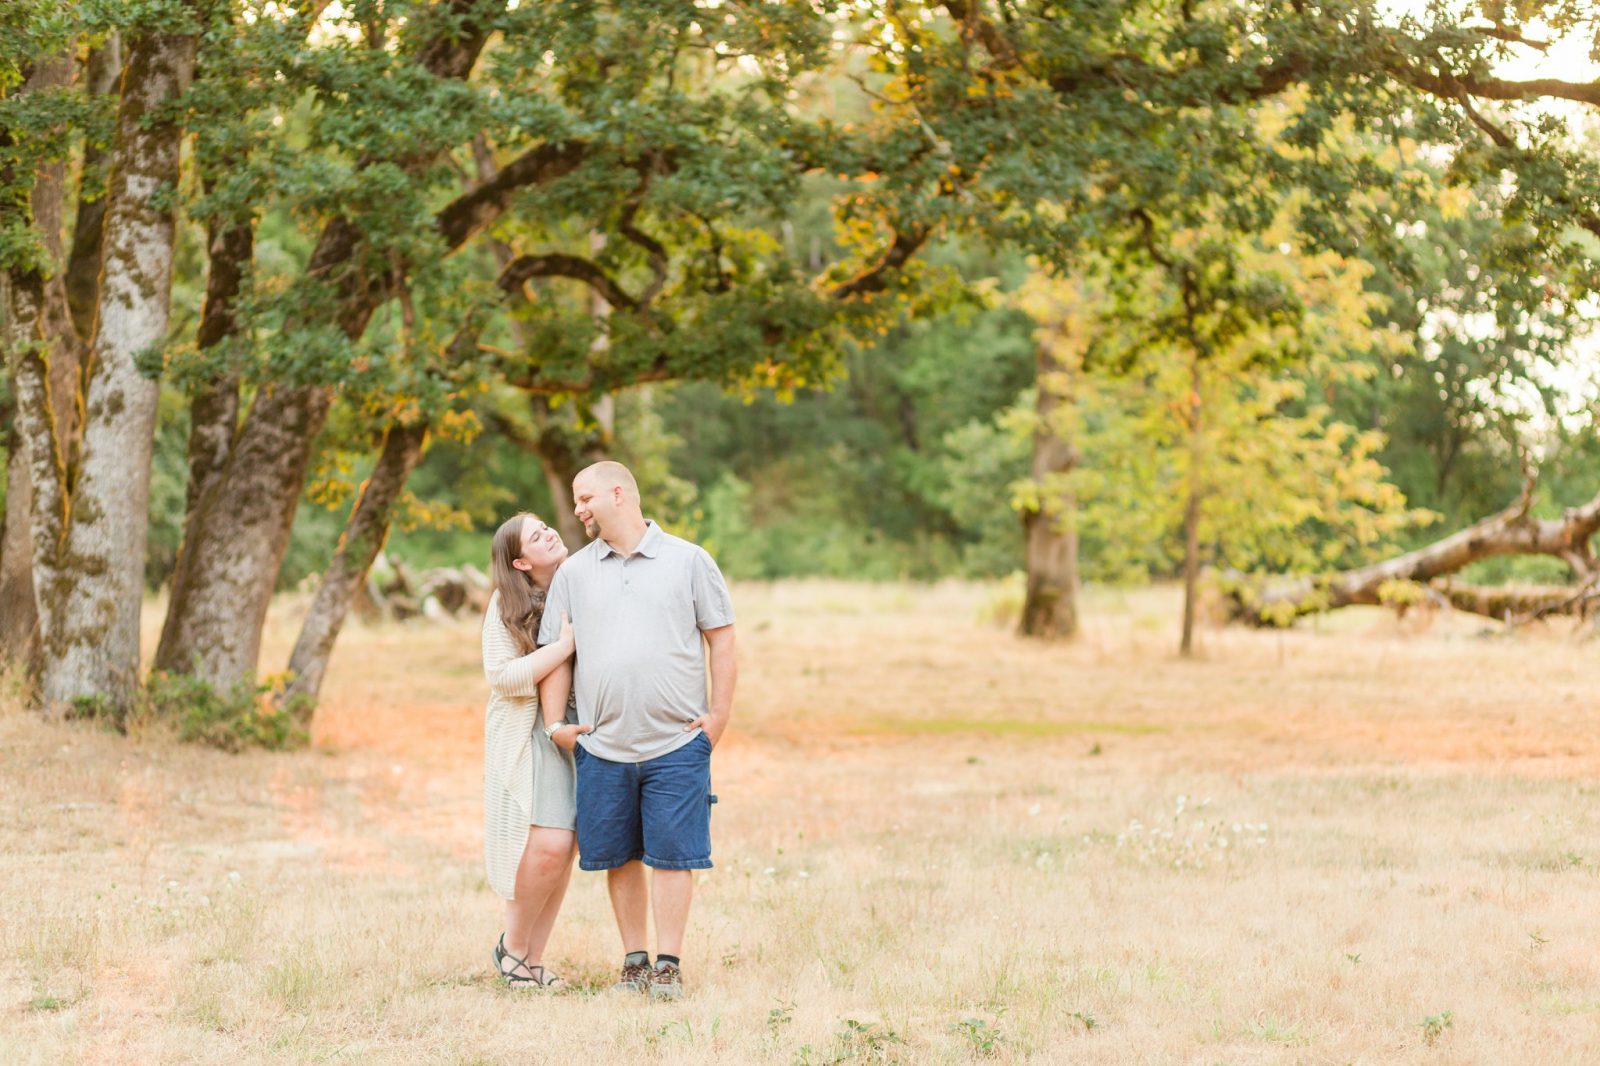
top-left (482, 593), bottom-right (575, 899)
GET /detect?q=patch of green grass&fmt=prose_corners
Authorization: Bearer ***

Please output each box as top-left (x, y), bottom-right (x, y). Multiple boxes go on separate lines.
top-left (264, 952), bottom-right (327, 1012)
top-left (1249, 1013), bottom-right (1304, 1043)
top-left (949, 1012), bottom-right (1006, 1056)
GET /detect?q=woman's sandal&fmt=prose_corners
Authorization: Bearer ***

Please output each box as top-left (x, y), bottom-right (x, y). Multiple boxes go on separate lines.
top-left (494, 933), bottom-right (565, 990)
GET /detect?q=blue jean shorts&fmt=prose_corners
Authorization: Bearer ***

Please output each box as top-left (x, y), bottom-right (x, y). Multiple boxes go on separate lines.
top-left (574, 732), bottom-right (715, 872)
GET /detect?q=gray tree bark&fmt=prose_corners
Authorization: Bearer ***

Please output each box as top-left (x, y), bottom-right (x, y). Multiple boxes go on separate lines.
top-left (280, 420), bottom-right (430, 711)
top-left (63, 35), bottom-right (124, 342)
top-left (31, 28), bottom-right (196, 709)
top-left (1018, 342), bottom-right (1080, 639)
top-left (2, 52), bottom-right (90, 668)
top-left (155, 381), bottom-right (336, 683)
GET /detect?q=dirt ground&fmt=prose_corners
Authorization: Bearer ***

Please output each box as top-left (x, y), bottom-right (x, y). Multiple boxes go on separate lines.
top-left (3, 581), bottom-right (1598, 1064)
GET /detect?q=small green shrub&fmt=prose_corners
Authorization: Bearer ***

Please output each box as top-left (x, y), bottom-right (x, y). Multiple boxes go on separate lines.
top-left (949, 1013), bottom-right (1006, 1056)
top-left (141, 671), bottom-right (310, 753)
top-left (830, 1018), bottom-right (902, 1062)
top-left (67, 692), bottom-right (120, 727)
top-left (1420, 1010), bottom-right (1453, 1046)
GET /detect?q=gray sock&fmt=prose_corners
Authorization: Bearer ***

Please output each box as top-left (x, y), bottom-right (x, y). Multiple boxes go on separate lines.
top-left (625, 950), bottom-right (650, 968)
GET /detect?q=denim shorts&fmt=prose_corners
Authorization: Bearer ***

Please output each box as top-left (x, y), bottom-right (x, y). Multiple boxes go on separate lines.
top-left (574, 731), bottom-right (715, 872)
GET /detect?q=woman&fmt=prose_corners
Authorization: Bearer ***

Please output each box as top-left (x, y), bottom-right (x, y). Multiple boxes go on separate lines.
top-left (483, 512), bottom-right (579, 988)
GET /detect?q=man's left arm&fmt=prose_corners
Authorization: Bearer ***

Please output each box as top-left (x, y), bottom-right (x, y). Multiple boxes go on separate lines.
top-left (686, 624), bottom-right (736, 748)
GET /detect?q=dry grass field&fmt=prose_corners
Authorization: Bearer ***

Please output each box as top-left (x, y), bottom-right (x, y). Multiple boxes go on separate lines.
top-left (3, 581), bottom-right (1600, 1065)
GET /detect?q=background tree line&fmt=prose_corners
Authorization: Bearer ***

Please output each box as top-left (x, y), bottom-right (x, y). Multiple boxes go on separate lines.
top-left (3, 0), bottom-right (1598, 735)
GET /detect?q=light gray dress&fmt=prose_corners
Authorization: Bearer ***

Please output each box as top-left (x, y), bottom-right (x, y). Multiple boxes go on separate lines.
top-left (482, 592), bottom-right (576, 900)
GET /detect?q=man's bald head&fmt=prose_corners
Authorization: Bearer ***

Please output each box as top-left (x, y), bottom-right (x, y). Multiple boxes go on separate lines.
top-left (572, 460), bottom-right (643, 541)
top-left (574, 460), bottom-right (639, 502)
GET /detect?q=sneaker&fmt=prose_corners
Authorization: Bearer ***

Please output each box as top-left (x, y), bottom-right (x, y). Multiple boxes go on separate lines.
top-left (613, 957), bottom-right (652, 994)
top-left (649, 959), bottom-right (683, 1001)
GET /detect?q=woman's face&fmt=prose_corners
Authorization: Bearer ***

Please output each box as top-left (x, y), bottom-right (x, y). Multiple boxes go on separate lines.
top-left (515, 515), bottom-right (568, 571)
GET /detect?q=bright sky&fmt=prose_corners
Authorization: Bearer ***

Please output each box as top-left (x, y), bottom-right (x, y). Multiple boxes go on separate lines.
top-left (1381, 0), bottom-right (1600, 103)
top-left (1373, 3), bottom-right (1600, 433)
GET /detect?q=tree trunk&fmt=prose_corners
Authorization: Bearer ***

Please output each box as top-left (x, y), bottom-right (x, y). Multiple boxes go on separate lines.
top-left (1227, 481), bottom-right (1600, 624)
top-left (63, 35), bottom-right (124, 343)
top-left (280, 420), bottom-right (429, 712)
top-left (1179, 361), bottom-right (1203, 658)
top-left (1180, 474), bottom-right (1201, 656)
top-left (8, 279), bottom-right (68, 678)
top-left (0, 423), bottom-right (40, 660)
top-left (1018, 342), bottom-right (1080, 639)
top-left (30, 28), bottom-right (197, 710)
top-left (154, 382), bottom-right (335, 683)
top-left (1, 52), bottom-right (80, 665)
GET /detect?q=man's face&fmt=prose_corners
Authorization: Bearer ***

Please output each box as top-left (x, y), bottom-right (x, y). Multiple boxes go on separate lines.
top-left (571, 474), bottom-right (613, 540)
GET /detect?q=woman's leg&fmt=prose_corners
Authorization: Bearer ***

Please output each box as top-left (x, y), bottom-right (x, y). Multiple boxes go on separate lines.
top-left (503, 826), bottom-right (577, 966)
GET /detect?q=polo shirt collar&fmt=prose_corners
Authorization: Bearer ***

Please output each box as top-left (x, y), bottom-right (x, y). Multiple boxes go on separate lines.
top-left (598, 519), bottom-right (663, 560)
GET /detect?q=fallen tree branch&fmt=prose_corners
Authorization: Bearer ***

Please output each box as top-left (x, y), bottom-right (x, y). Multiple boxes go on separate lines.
top-left (1434, 578), bottom-right (1600, 624)
top-left (1228, 480), bottom-right (1600, 624)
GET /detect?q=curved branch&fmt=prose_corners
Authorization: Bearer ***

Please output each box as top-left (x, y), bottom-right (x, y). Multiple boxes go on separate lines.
top-left (830, 223), bottom-right (930, 300)
top-left (434, 140), bottom-right (591, 252)
top-left (619, 184), bottom-right (669, 308)
top-left (497, 252), bottom-right (640, 312)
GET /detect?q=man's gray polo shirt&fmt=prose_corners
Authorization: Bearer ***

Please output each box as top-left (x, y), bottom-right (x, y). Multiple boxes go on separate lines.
top-left (538, 521), bottom-right (735, 763)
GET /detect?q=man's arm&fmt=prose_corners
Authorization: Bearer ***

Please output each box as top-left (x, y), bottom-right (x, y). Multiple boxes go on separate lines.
top-left (685, 624), bottom-right (736, 748)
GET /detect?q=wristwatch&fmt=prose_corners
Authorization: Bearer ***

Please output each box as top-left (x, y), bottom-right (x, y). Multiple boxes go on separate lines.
top-left (542, 721), bottom-right (564, 740)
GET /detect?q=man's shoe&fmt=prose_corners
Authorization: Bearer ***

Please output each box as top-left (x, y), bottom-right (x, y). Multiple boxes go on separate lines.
top-left (649, 959), bottom-right (683, 1001)
top-left (612, 957), bottom-right (652, 994)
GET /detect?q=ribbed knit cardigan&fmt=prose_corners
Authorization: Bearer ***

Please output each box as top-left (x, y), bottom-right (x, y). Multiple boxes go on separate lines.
top-left (481, 593), bottom-right (575, 899)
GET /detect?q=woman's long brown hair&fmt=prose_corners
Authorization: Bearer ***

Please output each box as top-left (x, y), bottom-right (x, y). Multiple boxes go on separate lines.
top-left (490, 513), bottom-right (544, 655)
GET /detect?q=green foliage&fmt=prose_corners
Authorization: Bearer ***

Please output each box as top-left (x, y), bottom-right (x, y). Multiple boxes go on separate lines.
top-left (657, 271), bottom-right (1036, 579)
top-left (1019, 199), bottom-right (1428, 589)
top-left (828, 1017), bottom-right (902, 1063)
top-left (1420, 1010), bottom-right (1454, 1047)
top-left (141, 671), bottom-right (309, 753)
top-left (948, 1012), bottom-right (1006, 1056)
top-left (11, 0), bottom-right (1600, 646)
top-left (67, 670), bottom-right (308, 752)
top-left (696, 472), bottom-right (763, 579)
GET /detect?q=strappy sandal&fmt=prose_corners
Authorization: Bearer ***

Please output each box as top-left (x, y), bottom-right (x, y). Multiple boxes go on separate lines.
top-left (493, 934), bottom-right (565, 990)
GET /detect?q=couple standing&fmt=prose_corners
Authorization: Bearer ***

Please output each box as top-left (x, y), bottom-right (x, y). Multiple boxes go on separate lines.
top-left (480, 460), bottom-right (736, 999)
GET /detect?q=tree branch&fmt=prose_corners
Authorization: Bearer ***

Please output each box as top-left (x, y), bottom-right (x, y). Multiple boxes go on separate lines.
top-left (434, 140), bottom-right (591, 253)
top-left (830, 223), bottom-right (930, 300)
top-left (1448, 72), bottom-right (1600, 108)
top-left (1228, 477), bottom-right (1600, 624)
top-left (496, 252), bottom-right (640, 312)
top-left (1470, 25), bottom-right (1552, 52)
top-left (619, 165), bottom-right (669, 308)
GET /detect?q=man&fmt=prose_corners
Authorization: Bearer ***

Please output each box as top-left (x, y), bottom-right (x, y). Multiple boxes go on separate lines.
top-left (536, 460), bottom-right (736, 1001)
